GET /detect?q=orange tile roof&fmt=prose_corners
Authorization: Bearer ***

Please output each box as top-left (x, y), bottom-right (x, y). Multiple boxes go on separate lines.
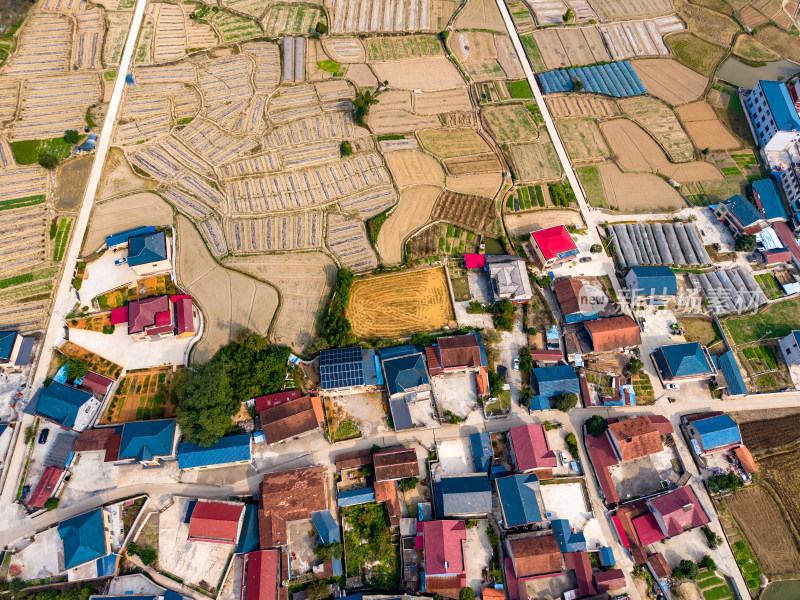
top-left (608, 416), bottom-right (663, 462)
top-left (734, 446), bottom-right (758, 473)
top-left (585, 315), bottom-right (642, 351)
top-left (259, 466), bottom-right (327, 548)
top-left (508, 535), bottom-right (562, 578)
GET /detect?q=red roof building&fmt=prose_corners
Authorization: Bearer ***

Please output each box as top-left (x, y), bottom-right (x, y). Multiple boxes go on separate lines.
top-left (188, 501), bottom-right (245, 544)
top-left (594, 569), bottom-right (627, 592)
top-left (632, 513), bottom-right (665, 546)
top-left (734, 446), bottom-right (758, 473)
top-left (564, 552), bottom-right (596, 596)
top-left (128, 295), bottom-right (171, 334)
top-left (255, 390), bottom-right (304, 413)
top-left (530, 226), bottom-right (578, 268)
top-left (464, 254), bottom-right (486, 269)
top-left (175, 297), bottom-right (195, 337)
top-left (774, 221), bottom-right (800, 264)
top-left (80, 372), bottom-right (114, 396)
top-left (241, 549), bottom-right (279, 600)
top-left (645, 415), bottom-right (674, 435)
top-left (606, 417), bottom-right (663, 462)
top-left (509, 424), bottom-right (557, 473)
top-left (584, 429), bottom-right (620, 504)
top-left (436, 334), bottom-right (483, 371)
top-left (584, 316), bottom-right (642, 352)
top-left (647, 486), bottom-right (709, 537)
top-left (28, 466), bottom-right (63, 509)
top-left (423, 520), bottom-right (467, 580)
top-left (530, 350), bottom-right (564, 362)
top-left (506, 534), bottom-right (563, 579)
top-left (110, 306), bottom-right (129, 325)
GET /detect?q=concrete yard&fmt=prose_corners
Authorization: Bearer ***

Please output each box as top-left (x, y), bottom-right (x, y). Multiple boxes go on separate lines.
top-left (609, 449), bottom-right (678, 500)
top-left (79, 251), bottom-right (140, 305)
top-left (433, 372), bottom-right (478, 419)
top-left (67, 327), bottom-right (194, 370)
top-left (524, 571), bottom-right (578, 600)
top-left (464, 520), bottom-right (493, 592)
top-left (434, 438), bottom-right (475, 475)
top-left (288, 519), bottom-right (320, 576)
top-left (157, 497), bottom-right (236, 591)
top-left (409, 398), bottom-right (440, 429)
top-left (330, 390), bottom-right (390, 437)
top-left (8, 527), bottom-right (62, 580)
top-left (540, 481), bottom-right (590, 526)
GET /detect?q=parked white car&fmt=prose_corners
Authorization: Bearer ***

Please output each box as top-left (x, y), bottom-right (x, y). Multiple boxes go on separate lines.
top-left (665, 383), bottom-right (680, 390)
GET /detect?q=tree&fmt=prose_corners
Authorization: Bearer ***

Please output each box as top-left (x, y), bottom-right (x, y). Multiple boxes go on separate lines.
top-left (459, 587), bottom-right (475, 600)
top-left (565, 433), bottom-right (579, 456)
top-left (673, 559), bottom-right (699, 580)
top-left (8, 578), bottom-right (24, 595)
top-left (305, 579), bottom-right (331, 600)
top-left (399, 477), bottom-right (419, 492)
top-left (44, 497), bottom-right (59, 511)
top-left (573, 78), bottom-right (584, 92)
top-left (353, 90), bottom-right (379, 126)
top-left (488, 370), bottom-right (505, 395)
top-left (562, 7), bottom-right (574, 21)
top-left (138, 548), bottom-right (157, 565)
top-left (585, 415), bottom-right (608, 438)
top-left (518, 346), bottom-right (532, 374)
top-left (38, 153), bottom-right (58, 170)
top-left (489, 298), bottom-right (516, 331)
top-left (702, 526), bottom-right (722, 548)
top-left (314, 542), bottom-right (343, 561)
top-left (709, 472), bottom-right (743, 494)
top-left (519, 388), bottom-right (532, 409)
top-left (315, 21), bottom-right (328, 34)
top-left (63, 129), bottom-right (80, 144)
top-left (340, 140), bottom-right (353, 157)
top-left (555, 392), bottom-right (578, 412)
top-left (175, 359), bottom-right (238, 447)
top-left (64, 359), bottom-right (89, 381)
top-left (735, 234), bottom-right (756, 252)
top-left (628, 356), bottom-right (643, 375)
top-left (700, 555), bottom-right (716, 571)
top-left (370, 443), bottom-right (381, 454)
top-left (324, 268), bottom-right (357, 348)
top-left (590, 243), bottom-right (602, 253)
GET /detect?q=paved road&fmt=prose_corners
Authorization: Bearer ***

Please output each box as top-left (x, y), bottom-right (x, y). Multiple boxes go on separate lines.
top-left (0, 0), bottom-right (149, 509)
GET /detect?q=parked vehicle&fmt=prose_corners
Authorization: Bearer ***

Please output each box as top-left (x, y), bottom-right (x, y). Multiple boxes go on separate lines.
top-left (579, 257), bottom-right (592, 263)
top-left (513, 356), bottom-right (520, 371)
top-left (641, 320), bottom-right (649, 332)
top-left (114, 256), bottom-right (128, 265)
top-left (665, 383), bottom-right (680, 390)
top-left (38, 428), bottom-right (49, 444)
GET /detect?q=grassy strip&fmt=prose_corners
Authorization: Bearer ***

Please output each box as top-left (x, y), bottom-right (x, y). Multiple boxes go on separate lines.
top-left (10, 137), bottom-right (76, 164)
top-left (317, 59), bottom-right (341, 73)
top-left (53, 218), bottom-right (72, 261)
top-left (520, 34), bottom-right (546, 72)
top-left (0, 267), bottom-right (56, 290)
top-left (506, 79), bottom-right (533, 99)
top-left (576, 165), bottom-right (606, 208)
top-left (0, 195), bottom-right (46, 211)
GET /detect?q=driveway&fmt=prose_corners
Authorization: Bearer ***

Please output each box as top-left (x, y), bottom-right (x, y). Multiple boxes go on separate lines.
top-left (79, 251), bottom-right (140, 305)
top-left (497, 313), bottom-right (527, 403)
top-left (67, 327), bottom-right (193, 370)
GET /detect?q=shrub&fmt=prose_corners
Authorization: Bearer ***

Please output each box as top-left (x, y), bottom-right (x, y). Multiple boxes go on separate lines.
top-left (735, 234), bottom-right (756, 252)
top-left (555, 392), bottom-right (578, 412)
top-left (519, 388), bottom-right (532, 408)
top-left (702, 526), bottom-right (722, 548)
top-left (562, 7), bottom-right (573, 21)
top-left (518, 346), bottom-right (532, 373)
top-left (315, 21), bottom-right (328, 34)
top-left (701, 555), bottom-right (716, 570)
top-left (138, 548), bottom-right (157, 565)
top-left (63, 129), bottom-right (80, 144)
top-left (459, 588), bottom-right (475, 600)
top-left (38, 153), bottom-right (59, 170)
top-left (585, 415), bottom-right (608, 438)
top-left (628, 356), bottom-right (643, 375)
top-left (44, 497), bottom-right (59, 511)
top-left (488, 371), bottom-right (504, 395)
top-left (565, 433), bottom-right (579, 457)
top-left (590, 244), bottom-right (602, 253)
top-left (399, 477), bottom-right (419, 492)
top-left (672, 559), bottom-right (699, 580)
top-left (340, 140), bottom-right (353, 157)
top-left (24, 426), bottom-right (34, 445)
top-left (65, 359), bottom-right (89, 381)
top-left (709, 472), bottom-right (742, 494)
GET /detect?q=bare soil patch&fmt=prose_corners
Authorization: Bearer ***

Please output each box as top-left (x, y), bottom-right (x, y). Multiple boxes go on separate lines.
top-left (618, 96), bottom-right (694, 162)
top-left (446, 172), bottom-right (503, 198)
top-left (453, 0), bottom-right (506, 30)
top-left (755, 26), bottom-right (800, 63)
top-left (601, 119), bottom-right (668, 171)
top-left (372, 57), bottom-right (464, 91)
top-left (224, 252), bottom-right (336, 351)
top-left (344, 63), bottom-right (379, 88)
top-left (444, 153), bottom-right (502, 176)
top-left (97, 147), bottom-right (157, 200)
top-left (631, 58), bottom-right (708, 105)
top-left (598, 163), bottom-right (685, 211)
top-left (659, 162), bottom-right (723, 182)
top-left (377, 185), bottom-right (442, 265)
top-left (418, 128), bottom-right (491, 158)
top-left (546, 95), bottom-right (619, 119)
top-left (346, 267), bottom-right (455, 338)
top-left (556, 119), bottom-right (609, 163)
top-left (82, 192), bottom-right (173, 255)
top-left (504, 209), bottom-right (582, 236)
top-left (432, 189), bottom-right (496, 233)
top-left (55, 155), bottom-right (93, 211)
top-left (677, 101), bottom-right (740, 150)
top-left (385, 150), bottom-right (445, 187)
top-left (414, 88), bottom-right (472, 114)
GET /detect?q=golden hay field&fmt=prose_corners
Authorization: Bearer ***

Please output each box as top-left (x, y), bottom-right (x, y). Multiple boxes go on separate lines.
top-left (346, 267), bottom-right (455, 338)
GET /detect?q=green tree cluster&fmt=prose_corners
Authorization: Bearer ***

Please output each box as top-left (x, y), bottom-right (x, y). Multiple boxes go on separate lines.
top-left (314, 542), bottom-right (344, 561)
top-left (64, 359), bottom-right (89, 381)
top-left (488, 371), bottom-right (505, 395)
top-left (340, 140), bottom-right (353, 157)
top-left (323, 269), bottom-right (357, 349)
top-left (627, 356), bottom-right (643, 375)
top-left (459, 588), bottom-right (475, 600)
top-left (63, 130), bottom-right (80, 144)
top-left (353, 90), bottom-right (379, 126)
top-left (709, 472), bottom-right (743, 494)
top-left (555, 392), bottom-right (578, 412)
top-left (672, 559), bottom-right (699, 580)
top-left (399, 477), bottom-right (419, 492)
top-left (38, 154), bottom-right (58, 170)
top-left (735, 234), bottom-right (756, 252)
top-left (518, 346), bottom-right (532, 374)
top-left (562, 7), bottom-right (574, 21)
top-left (585, 415), bottom-right (608, 437)
top-left (489, 299), bottom-right (516, 331)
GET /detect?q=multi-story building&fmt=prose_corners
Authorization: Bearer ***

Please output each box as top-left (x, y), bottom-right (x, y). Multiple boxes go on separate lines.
top-left (745, 80), bottom-right (800, 150)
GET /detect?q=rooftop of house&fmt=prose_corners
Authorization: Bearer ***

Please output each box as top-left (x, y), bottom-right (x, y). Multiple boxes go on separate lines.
top-left (188, 501), bottom-right (243, 543)
top-left (434, 473), bottom-right (492, 517)
top-left (373, 448), bottom-right (419, 481)
top-left (382, 353), bottom-right (429, 396)
top-left (36, 383), bottom-right (95, 429)
top-left (0, 330), bottom-right (17, 361)
top-left (487, 257), bottom-right (532, 300)
top-left (59, 509), bottom-right (107, 569)
top-left (319, 346), bottom-right (365, 390)
top-left (530, 225), bottom-right (577, 261)
top-left (553, 278), bottom-right (590, 316)
top-left (583, 429), bottom-right (620, 505)
top-left (80, 372), bottom-right (114, 396)
top-left (649, 486), bottom-right (709, 536)
top-left (105, 225), bottom-right (156, 248)
top-left (564, 551), bottom-right (596, 597)
top-left (531, 364), bottom-right (578, 384)
top-left (497, 474), bottom-right (542, 527)
top-left (753, 178), bottom-right (788, 220)
top-left (177, 433), bottom-right (251, 469)
top-left (717, 351), bottom-right (748, 397)
top-left (389, 397), bottom-right (413, 431)
top-left (594, 568), bottom-right (626, 592)
top-left (254, 390), bottom-right (303, 413)
top-left (759, 80), bottom-right (800, 131)
top-left (244, 549), bottom-right (279, 600)
top-left (470, 432), bottom-right (493, 473)
top-left (691, 414), bottom-right (742, 450)
top-left (128, 295), bottom-right (171, 334)
top-left (127, 230), bottom-right (168, 267)
top-left (632, 512), bottom-right (665, 546)
top-left (436, 334), bottom-right (483, 370)
top-left (259, 466), bottom-right (327, 548)
top-left (423, 520), bottom-right (467, 576)
top-left (311, 510), bottom-right (341, 545)
top-left (607, 417), bottom-right (663, 462)
top-left (118, 419), bottom-right (175, 462)
top-left (28, 466), bottom-right (63, 509)
top-left (508, 534), bottom-right (562, 578)
top-left (627, 266), bottom-right (677, 294)
top-left (259, 395), bottom-right (323, 444)
top-left (509, 424), bottom-right (557, 472)
top-left (722, 194), bottom-right (764, 227)
top-left (584, 315), bottom-right (641, 351)
top-left (552, 519), bottom-right (587, 553)
top-left (653, 342), bottom-right (714, 380)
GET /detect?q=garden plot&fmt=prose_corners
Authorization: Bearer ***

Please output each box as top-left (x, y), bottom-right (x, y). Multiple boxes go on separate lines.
top-left (326, 213), bottom-right (378, 273)
top-left (196, 55), bottom-right (252, 106)
top-left (225, 211), bottom-right (322, 253)
top-left (526, 0), bottom-right (569, 25)
top-left (676, 101), bottom-right (740, 151)
top-left (177, 118), bottom-right (257, 165)
top-left (504, 137), bottom-right (561, 182)
top-left (418, 128), bottom-right (491, 159)
top-left (220, 152), bottom-right (282, 178)
top-left (372, 57), bottom-right (464, 91)
top-left (385, 150), bottom-right (445, 187)
top-left (443, 153), bottom-right (502, 176)
top-left (565, 0), bottom-right (596, 20)
top-left (135, 12), bottom-right (156, 64)
top-left (96, 148), bottom-right (157, 200)
top-left (598, 163), bottom-right (684, 211)
top-left (447, 171), bottom-right (502, 198)
top-left (151, 3), bottom-right (187, 63)
top-left (262, 4), bottom-right (321, 36)
top-left (598, 16), bottom-right (683, 61)
top-left (482, 104), bottom-right (538, 142)
top-left (619, 97), bottom-right (694, 163)
top-left (631, 58), bottom-right (708, 105)
top-left (431, 190), bottom-right (496, 233)
top-left (368, 95), bottom-right (441, 133)
top-left (225, 252), bottom-right (335, 350)
top-left (591, 0), bottom-right (673, 19)
top-left (365, 34), bottom-right (443, 61)
top-left (675, 0), bottom-right (740, 46)
top-left (413, 89), bottom-right (471, 114)
top-left (210, 9), bottom-right (263, 42)
top-left (533, 28), bottom-right (610, 69)
top-left (176, 216), bottom-right (277, 362)
top-left (181, 5), bottom-right (218, 50)
top-left (450, 32), bottom-right (523, 81)
top-left (739, 4), bottom-right (770, 28)
top-left (756, 26), bottom-right (800, 64)
top-left (545, 95), bottom-right (618, 120)
top-left (0, 166), bottom-right (49, 202)
top-left (327, 0), bottom-right (456, 33)
top-left (128, 139), bottom-right (213, 184)
top-left (13, 74), bottom-right (100, 140)
top-left (340, 187), bottom-right (398, 219)
top-left (376, 185), bottom-right (441, 265)
top-left (0, 80), bottom-right (19, 122)
top-left (220, 0), bottom-right (266, 19)
top-left (115, 102), bottom-right (172, 145)
top-left (346, 267), bottom-right (454, 337)
top-left (267, 111), bottom-right (364, 147)
top-left (556, 119), bottom-right (609, 163)
top-left (133, 62), bottom-right (197, 84)
top-left (105, 12), bottom-right (134, 66)
top-left (3, 13), bottom-right (71, 76)
top-left (75, 8), bottom-right (103, 69)
top-left (242, 42), bottom-right (281, 91)
top-left (324, 37), bottom-right (366, 62)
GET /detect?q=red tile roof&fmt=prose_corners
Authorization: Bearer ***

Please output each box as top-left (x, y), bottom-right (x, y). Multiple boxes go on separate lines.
top-left (255, 390), bottom-right (303, 413)
top-left (530, 350), bottom-right (564, 361)
top-left (437, 335), bottom-right (482, 370)
top-left (774, 221), bottom-right (800, 263)
top-left (374, 448), bottom-right (419, 481)
top-left (105, 433), bottom-right (122, 462)
top-left (648, 552), bottom-right (671, 579)
top-left (175, 297), bottom-right (195, 335)
top-left (110, 306), bottom-right (128, 325)
top-left (564, 552), bottom-right (597, 597)
top-left (594, 568), bottom-right (626, 592)
top-left (80, 372), bottom-right (114, 396)
top-left (374, 480), bottom-right (401, 526)
top-left (259, 466), bottom-right (327, 548)
top-left (74, 427), bottom-right (118, 452)
top-left (530, 226), bottom-right (577, 261)
top-left (649, 486), bottom-right (709, 537)
top-left (734, 446), bottom-right (758, 473)
top-left (584, 430), bottom-right (620, 504)
top-left (508, 534), bottom-right (562, 578)
top-left (645, 415), bottom-right (674, 435)
top-left (243, 550), bottom-right (279, 600)
top-left (128, 295), bottom-right (170, 334)
top-left (611, 516), bottom-right (630, 547)
top-left (28, 466), bottom-right (63, 509)
top-left (423, 520), bottom-right (466, 576)
top-left (334, 448), bottom-right (373, 471)
top-left (585, 316), bottom-right (642, 351)
top-left (426, 346), bottom-right (443, 377)
top-left (154, 310), bottom-right (172, 327)
top-left (553, 278), bottom-right (585, 316)
top-left (632, 513), bottom-right (665, 546)
top-left (510, 424), bottom-right (557, 472)
top-left (607, 417), bottom-right (663, 462)
top-left (259, 396), bottom-right (323, 444)
top-left (476, 366), bottom-right (489, 396)
top-left (188, 501), bottom-right (244, 544)
top-left (464, 254), bottom-right (486, 269)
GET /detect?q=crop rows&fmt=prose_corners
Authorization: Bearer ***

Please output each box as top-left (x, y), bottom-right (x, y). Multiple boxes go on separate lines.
top-left (220, 151), bottom-right (282, 178)
top-left (326, 213), bottom-right (377, 273)
top-left (197, 55), bottom-right (252, 104)
top-left (0, 167), bottom-right (48, 201)
top-left (431, 190), bottom-right (495, 233)
top-left (116, 112), bottom-right (171, 145)
top-left (330, 0), bottom-right (435, 33)
top-left (14, 73), bottom-right (100, 140)
top-left (4, 14), bottom-right (71, 75)
top-left (75, 8), bottom-right (103, 68)
top-left (178, 118), bottom-right (258, 165)
top-left (201, 217), bottom-right (228, 257)
top-left (176, 172), bottom-right (226, 208)
top-left (153, 3), bottom-right (186, 63)
top-left (242, 42), bottom-right (281, 92)
top-left (339, 187), bottom-right (397, 219)
top-left (0, 81), bottom-right (19, 122)
top-left (134, 63), bottom-right (197, 84)
top-left (51, 217), bottom-right (72, 261)
top-left (161, 188), bottom-right (211, 220)
top-left (226, 211), bottom-right (322, 252)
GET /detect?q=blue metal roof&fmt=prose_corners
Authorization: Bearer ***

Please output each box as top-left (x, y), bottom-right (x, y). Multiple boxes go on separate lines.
top-left (0, 330), bottom-right (16, 361)
top-left (312, 510), bottom-right (341, 545)
top-left (718, 351), bottom-right (747, 397)
top-left (760, 80), bottom-right (800, 131)
top-left (470, 432), bottom-right (493, 472)
top-left (363, 349), bottom-right (383, 386)
top-left (36, 383), bottom-right (94, 429)
top-left (496, 474), bottom-right (542, 527)
top-left (753, 179), bottom-right (788, 220)
top-left (599, 546), bottom-right (615, 567)
top-left (532, 364), bottom-right (577, 383)
top-left (118, 419), bottom-right (175, 461)
top-left (106, 226), bottom-right (156, 248)
top-left (537, 60), bottom-right (646, 97)
top-left (531, 365), bottom-right (579, 398)
top-left (177, 433), bottom-right (251, 469)
top-left (389, 397), bottom-right (413, 431)
top-left (654, 343), bottom-right (713, 380)
top-left (530, 395), bottom-right (550, 410)
top-left (434, 473), bottom-right (492, 517)
top-left (236, 504), bottom-right (260, 554)
top-left (383, 353), bottom-right (429, 396)
top-left (95, 554), bottom-right (118, 577)
top-left (628, 266), bottom-right (678, 295)
top-left (552, 519), bottom-right (587, 552)
top-left (127, 231), bottom-right (168, 266)
top-left (724, 194), bottom-right (763, 227)
top-left (320, 346), bottom-right (364, 390)
top-left (59, 509), bottom-right (107, 569)
top-left (379, 344), bottom-right (417, 360)
top-left (338, 487), bottom-right (375, 507)
top-left (693, 415), bottom-right (742, 450)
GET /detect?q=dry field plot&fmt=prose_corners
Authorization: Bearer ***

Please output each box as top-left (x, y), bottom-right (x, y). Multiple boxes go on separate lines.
top-left (546, 95), bottom-right (618, 119)
top-left (599, 17), bottom-right (683, 61)
top-left (55, 156), bottom-right (93, 211)
top-left (328, 0), bottom-right (456, 33)
top-left (556, 119), bottom-right (609, 163)
top-left (504, 208), bottom-right (582, 235)
top-left (453, 0), bottom-right (506, 30)
top-left (598, 163), bottom-right (684, 211)
top-left (413, 89), bottom-right (471, 114)
top-left (324, 37), bottom-right (366, 62)
top-left (83, 193), bottom-right (173, 254)
top-left (365, 34), bottom-right (442, 61)
top-left (326, 213), bottom-right (378, 272)
top-left (732, 35), bottom-right (779, 62)
top-left (532, 27), bottom-right (609, 69)
top-left (176, 216), bottom-right (278, 363)
top-left (225, 252), bottom-right (337, 350)
top-left (482, 104), bottom-right (538, 142)
top-left (262, 5), bottom-right (321, 36)
top-left (372, 57), bottom-right (464, 91)
top-left (675, 0), bottom-right (741, 45)
top-left (676, 101), bottom-right (740, 150)
top-left (13, 74), bottom-right (100, 141)
top-left (431, 189), bottom-right (496, 232)
top-left (225, 211), bottom-right (323, 253)
top-left (446, 172), bottom-right (502, 198)
top-left (504, 137), bottom-right (561, 182)
top-left (443, 153), bottom-right (502, 176)
top-left (739, 4), bottom-right (770, 28)
top-left (759, 447), bottom-right (800, 538)
top-left (525, 0), bottom-right (569, 25)
top-left (377, 184), bottom-right (442, 265)
top-left (4, 14), bottom-right (71, 76)
top-left (346, 267), bottom-right (455, 338)
top-left (418, 128), bottom-right (491, 158)
top-left (749, 0), bottom-right (795, 29)
top-left (450, 32), bottom-right (523, 81)
top-left (724, 485), bottom-right (800, 576)
top-left (385, 150), bottom-right (445, 187)
top-left (755, 26), bottom-right (800, 64)
top-left (619, 97), bottom-right (694, 163)
top-left (590, 0), bottom-right (673, 19)
top-left (631, 59), bottom-right (708, 105)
